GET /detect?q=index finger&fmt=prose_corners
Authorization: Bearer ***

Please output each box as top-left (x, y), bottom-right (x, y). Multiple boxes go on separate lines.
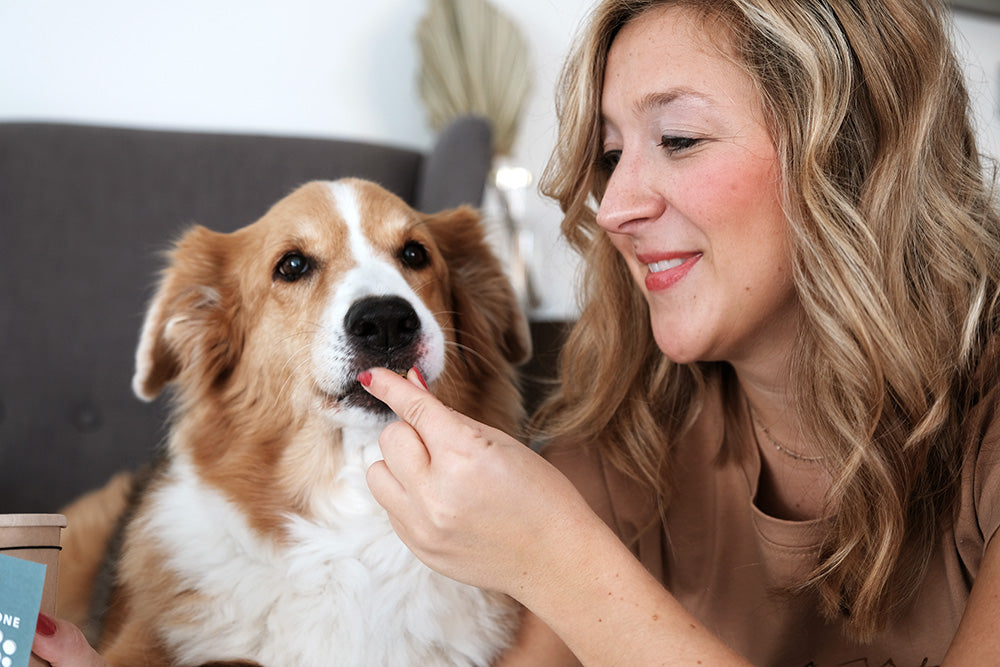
top-left (358, 367), bottom-right (447, 430)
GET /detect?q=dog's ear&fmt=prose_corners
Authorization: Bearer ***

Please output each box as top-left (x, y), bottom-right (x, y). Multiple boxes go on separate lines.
top-left (423, 206), bottom-right (532, 367)
top-left (132, 226), bottom-right (244, 401)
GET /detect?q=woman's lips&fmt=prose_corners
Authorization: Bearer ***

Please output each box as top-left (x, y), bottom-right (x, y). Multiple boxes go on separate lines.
top-left (640, 252), bottom-right (701, 291)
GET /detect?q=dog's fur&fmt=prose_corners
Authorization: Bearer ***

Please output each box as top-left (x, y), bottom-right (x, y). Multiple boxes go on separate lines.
top-left (57, 179), bottom-right (530, 666)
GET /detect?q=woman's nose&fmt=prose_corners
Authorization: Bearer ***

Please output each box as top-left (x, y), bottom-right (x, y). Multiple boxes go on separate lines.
top-left (595, 152), bottom-right (665, 232)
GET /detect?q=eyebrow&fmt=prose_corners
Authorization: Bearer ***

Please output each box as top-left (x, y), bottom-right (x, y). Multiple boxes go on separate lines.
top-left (600, 87), bottom-right (718, 138)
top-left (634, 88), bottom-right (713, 116)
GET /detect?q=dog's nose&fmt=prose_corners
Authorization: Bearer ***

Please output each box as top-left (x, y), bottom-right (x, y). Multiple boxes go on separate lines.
top-left (345, 296), bottom-right (421, 352)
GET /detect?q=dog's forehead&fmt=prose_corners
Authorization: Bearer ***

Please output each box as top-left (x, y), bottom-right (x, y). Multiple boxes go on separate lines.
top-left (327, 179), bottom-right (417, 249)
top-left (249, 180), bottom-right (416, 250)
top-left (251, 182), bottom-right (347, 239)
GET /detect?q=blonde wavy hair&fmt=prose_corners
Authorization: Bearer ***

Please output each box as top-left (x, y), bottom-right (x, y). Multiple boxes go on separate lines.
top-left (535, 0), bottom-right (1000, 643)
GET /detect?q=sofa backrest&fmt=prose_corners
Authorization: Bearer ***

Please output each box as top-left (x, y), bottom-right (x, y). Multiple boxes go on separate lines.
top-left (0, 117), bottom-right (493, 512)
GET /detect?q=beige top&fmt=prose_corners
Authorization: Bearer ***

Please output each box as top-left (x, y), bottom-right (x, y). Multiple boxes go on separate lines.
top-left (544, 383), bottom-right (1000, 666)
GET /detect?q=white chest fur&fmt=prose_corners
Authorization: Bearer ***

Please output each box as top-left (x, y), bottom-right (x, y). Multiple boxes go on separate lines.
top-left (140, 447), bottom-right (515, 667)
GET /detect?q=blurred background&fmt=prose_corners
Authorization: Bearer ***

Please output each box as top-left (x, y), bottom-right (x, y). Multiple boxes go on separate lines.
top-left (2, 0), bottom-right (998, 321)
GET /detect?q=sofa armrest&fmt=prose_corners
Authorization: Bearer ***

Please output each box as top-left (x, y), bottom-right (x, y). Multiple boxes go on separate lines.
top-left (416, 115), bottom-right (493, 213)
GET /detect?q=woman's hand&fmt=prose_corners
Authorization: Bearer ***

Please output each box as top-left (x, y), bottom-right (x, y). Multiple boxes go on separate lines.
top-left (362, 367), bottom-right (753, 666)
top-left (32, 613), bottom-right (108, 667)
top-left (362, 367), bottom-right (597, 600)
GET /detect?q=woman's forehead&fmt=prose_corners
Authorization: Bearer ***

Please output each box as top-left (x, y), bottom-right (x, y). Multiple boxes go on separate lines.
top-left (600, 6), bottom-right (763, 126)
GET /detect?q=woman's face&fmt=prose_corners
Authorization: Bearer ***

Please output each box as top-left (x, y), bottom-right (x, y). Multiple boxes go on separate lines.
top-left (597, 4), bottom-right (800, 368)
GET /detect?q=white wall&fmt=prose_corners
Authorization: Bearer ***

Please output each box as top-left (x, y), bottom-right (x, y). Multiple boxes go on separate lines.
top-left (3, 1), bottom-right (999, 320)
top-left (953, 10), bottom-right (1000, 163)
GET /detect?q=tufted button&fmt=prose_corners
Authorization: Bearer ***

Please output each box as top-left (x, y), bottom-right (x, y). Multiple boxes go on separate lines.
top-left (72, 403), bottom-right (102, 433)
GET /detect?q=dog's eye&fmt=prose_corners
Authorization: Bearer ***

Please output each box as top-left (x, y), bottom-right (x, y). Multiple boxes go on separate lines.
top-left (274, 251), bottom-right (311, 282)
top-left (399, 241), bottom-right (430, 270)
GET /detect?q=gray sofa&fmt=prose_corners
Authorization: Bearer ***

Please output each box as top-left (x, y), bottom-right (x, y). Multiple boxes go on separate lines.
top-left (0, 118), bottom-right (508, 513)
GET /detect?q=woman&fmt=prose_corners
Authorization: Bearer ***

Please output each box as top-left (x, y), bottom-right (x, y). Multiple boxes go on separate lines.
top-left (366, 0), bottom-right (1000, 664)
top-left (35, 0), bottom-right (1000, 665)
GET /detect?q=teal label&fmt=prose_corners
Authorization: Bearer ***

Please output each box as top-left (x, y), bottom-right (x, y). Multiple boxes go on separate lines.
top-left (0, 553), bottom-right (46, 667)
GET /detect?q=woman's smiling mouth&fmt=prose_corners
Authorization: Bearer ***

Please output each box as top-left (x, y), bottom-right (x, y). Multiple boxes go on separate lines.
top-left (642, 253), bottom-right (701, 291)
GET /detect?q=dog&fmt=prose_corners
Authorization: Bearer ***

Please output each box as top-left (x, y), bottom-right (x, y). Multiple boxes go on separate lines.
top-left (57, 179), bottom-right (530, 666)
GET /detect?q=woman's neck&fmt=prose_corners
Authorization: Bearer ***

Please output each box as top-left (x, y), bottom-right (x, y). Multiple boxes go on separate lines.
top-left (735, 365), bottom-right (832, 521)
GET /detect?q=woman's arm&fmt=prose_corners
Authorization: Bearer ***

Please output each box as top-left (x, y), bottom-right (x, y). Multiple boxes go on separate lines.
top-left (942, 534), bottom-right (1000, 664)
top-left (494, 609), bottom-right (580, 666)
top-left (507, 487), bottom-right (750, 665)
top-left (363, 368), bottom-right (751, 665)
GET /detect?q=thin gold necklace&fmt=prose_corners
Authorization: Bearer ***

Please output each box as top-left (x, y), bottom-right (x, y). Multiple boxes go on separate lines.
top-left (747, 403), bottom-right (824, 463)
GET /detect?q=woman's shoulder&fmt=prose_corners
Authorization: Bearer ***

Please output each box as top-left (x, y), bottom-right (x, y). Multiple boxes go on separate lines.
top-left (954, 378), bottom-right (1000, 561)
top-left (968, 381), bottom-right (1000, 488)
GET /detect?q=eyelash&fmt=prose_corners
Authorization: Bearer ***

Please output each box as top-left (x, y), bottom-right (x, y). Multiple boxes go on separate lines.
top-left (599, 135), bottom-right (701, 173)
top-left (659, 135), bottom-right (700, 153)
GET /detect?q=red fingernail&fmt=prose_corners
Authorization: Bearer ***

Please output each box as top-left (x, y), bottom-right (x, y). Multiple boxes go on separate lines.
top-left (36, 612), bottom-right (57, 637)
top-left (412, 366), bottom-right (428, 390)
top-left (357, 370), bottom-right (373, 387)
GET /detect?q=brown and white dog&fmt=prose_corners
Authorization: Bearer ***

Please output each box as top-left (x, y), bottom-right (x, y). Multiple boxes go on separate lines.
top-left (57, 179), bottom-right (529, 666)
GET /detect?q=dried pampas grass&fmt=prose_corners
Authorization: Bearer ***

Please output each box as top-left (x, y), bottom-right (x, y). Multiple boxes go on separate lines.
top-left (416, 0), bottom-right (533, 156)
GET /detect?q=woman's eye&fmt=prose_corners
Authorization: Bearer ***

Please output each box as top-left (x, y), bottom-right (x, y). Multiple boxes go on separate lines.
top-left (274, 251), bottom-right (311, 282)
top-left (600, 149), bottom-right (622, 173)
top-left (400, 241), bottom-right (430, 269)
top-left (659, 135), bottom-right (701, 154)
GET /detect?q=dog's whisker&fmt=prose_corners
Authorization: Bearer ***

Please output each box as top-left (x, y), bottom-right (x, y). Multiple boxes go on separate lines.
top-left (274, 338), bottom-right (315, 376)
top-left (440, 337), bottom-right (509, 380)
top-left (274, 353), bottom-right (317, 408)
top-left (410, 275), bottom-right (440, 296)
top-left (276, 327), bottom-right (323, 345)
